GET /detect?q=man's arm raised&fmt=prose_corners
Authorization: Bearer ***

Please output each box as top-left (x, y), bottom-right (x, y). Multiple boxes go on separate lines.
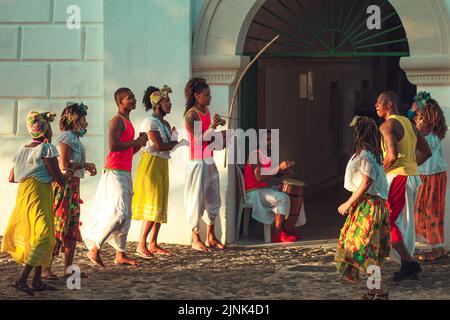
top-left (380, 120), bottom-right (399, 172)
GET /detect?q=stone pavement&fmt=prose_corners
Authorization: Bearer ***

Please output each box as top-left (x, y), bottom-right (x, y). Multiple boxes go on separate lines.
top-left (0, 241), bottom-right (449, 300)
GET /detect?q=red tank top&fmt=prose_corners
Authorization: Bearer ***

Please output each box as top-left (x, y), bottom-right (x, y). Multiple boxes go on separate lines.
top-left (104, 116), bottom-right (135, 171)
top-left (185, 107), bottom-right (213, 160)
top-left (244, 150), bottom-right (271, 191)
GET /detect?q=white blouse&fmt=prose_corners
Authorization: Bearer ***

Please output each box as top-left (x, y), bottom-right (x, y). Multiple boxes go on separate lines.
top-left (418, 133), bottom-right (448, 175)
top-left (57, 131), bottom-right (86, 178)
top-left (140, 115), bottom-right (172, 160)
top-left (12, 143), bottom-right (59, 183)
top-left (344, 150), bottom-right (389, 200)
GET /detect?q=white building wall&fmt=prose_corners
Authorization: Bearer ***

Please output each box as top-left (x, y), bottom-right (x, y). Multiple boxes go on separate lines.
top-left (103, 0), bottom-right (201, 245)
top-left (0, 0), bottom-right (104, 235)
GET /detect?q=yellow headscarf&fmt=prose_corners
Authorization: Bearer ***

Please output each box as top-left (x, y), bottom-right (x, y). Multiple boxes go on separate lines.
top-left (150, 85), bottom-right (172, 108)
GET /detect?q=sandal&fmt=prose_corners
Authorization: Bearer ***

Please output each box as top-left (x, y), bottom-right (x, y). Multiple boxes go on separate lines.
top-left (31, 283), bottom-right (57, 292)
top-left (360, 292), bottom-right (376, 300)
top-left (373, 292), bottom-right (389, 300)
top-left (12, 281), bottom-right (34, 296)
top-left (41, 273), bottom-right (58, 281)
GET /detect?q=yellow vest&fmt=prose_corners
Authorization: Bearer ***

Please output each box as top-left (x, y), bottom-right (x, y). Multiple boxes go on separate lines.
top-left (382, 115), bottom-right (418, 176)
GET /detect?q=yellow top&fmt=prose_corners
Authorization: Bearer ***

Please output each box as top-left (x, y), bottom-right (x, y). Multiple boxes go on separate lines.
top-left (382, 115), bottom-right (418, 176)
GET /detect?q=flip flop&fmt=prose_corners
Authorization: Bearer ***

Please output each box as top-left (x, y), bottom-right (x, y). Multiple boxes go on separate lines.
top-left (12, 281), bottom-right (34, 296)
top-left (31, 283), bottom-right (57, 292)
top-left (135, 251), bottom-right (153, 259)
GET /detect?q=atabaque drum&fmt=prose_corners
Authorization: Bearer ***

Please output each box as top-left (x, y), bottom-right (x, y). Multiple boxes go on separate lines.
top-left (279, 178), bottom-right (306, 233)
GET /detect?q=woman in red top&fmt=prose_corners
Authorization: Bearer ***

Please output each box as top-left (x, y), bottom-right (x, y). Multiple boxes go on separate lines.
top-left (184, 78), bottom-right (227, 252)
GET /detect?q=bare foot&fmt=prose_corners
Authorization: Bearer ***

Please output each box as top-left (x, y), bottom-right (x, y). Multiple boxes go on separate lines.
top-left (149, 245), bottom-right (171, 255)
top-left (206, 238), bottom-right (226, 250)
top-left (115, 253), bottom-right (140, 266)
top-left (192, 237), bottom-right (211, 253)
top-left (87, 249), bottom-right (105, 268)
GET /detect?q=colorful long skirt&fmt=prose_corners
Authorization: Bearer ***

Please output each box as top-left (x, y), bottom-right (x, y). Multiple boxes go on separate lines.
top-left (0, 179), bottom-right (55, 268)
top-left (414, 172), bottom-right (447, 247)
top-left (132, 153), bottom-right (169, 223)
top-left (52, 177), bottom-right (82, 256)
top-left (335, 194), bottom-right (391, 283)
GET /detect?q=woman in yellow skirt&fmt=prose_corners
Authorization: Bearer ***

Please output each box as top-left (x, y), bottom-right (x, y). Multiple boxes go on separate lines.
top-left (133, 85), bottom-right (186, 257)
top-left (1, 111), bottom-right (76, 295)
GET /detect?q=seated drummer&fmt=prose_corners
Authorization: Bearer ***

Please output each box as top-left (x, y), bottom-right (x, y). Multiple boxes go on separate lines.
top-left (243, 130), bottom-right (297, 243)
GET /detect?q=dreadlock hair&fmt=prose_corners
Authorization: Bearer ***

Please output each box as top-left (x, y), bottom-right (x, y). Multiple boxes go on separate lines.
top-left (59, 103), bottom-right (88, 131)
top-left (142, 86), bottom-right (160, 112)
top-left (422, 98), bottom-right (448, 140)
top-left (352, 117), bottom-right (383, 165)
top-left (184, 77), bottom-right (209, 115)
top-left (114, 87), bottom-right (132, 106)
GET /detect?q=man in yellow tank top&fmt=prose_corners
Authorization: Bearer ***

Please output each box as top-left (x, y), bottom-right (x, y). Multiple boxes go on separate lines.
top-left (376, 91), bottom-right (431, 281)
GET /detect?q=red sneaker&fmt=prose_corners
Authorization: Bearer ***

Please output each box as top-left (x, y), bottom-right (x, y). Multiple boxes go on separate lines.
top-left (280, 231), bottom-right (297, 243)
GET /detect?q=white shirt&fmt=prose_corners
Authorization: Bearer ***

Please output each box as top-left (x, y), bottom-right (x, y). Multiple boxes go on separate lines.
top-left (344, 150), bottom-right (389, 200)
top-left (418, 133), bottom-right (448, 175)
top-left (57, 131), bottom-right (86, 178)
top-left (140, 115), bottom-right (172, 160)
top-left (13, 143), bottom-right (59, 183)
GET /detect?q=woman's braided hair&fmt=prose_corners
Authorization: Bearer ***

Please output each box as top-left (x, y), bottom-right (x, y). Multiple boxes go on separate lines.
top-left (184, 77), bottom-right (209, 115)
top-left (352, 116), bottom-right (383, 165)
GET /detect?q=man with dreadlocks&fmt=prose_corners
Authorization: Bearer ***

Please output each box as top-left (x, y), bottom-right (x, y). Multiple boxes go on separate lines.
top-left (375, 91), bottom-right (431, 281)
top-left (335, 116), bottom-right (391, 300)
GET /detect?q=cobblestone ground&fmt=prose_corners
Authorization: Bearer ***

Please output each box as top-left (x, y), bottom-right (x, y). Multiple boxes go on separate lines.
top-left (1, 241), bottom-right (449, 300)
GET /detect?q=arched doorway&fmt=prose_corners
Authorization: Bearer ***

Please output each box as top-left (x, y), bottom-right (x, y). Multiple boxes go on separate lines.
top-left (239, 0), bottom-right (415, 241)
top-left (192, 0), bottom-right (450, 244)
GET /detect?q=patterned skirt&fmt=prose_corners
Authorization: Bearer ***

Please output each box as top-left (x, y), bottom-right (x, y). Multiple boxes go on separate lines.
top-left (335, 194), bottom-right (391, 283)
top-left (414, 172), bottom-right (447, 246)
top-left (52, 177), bottom-right (82, 256)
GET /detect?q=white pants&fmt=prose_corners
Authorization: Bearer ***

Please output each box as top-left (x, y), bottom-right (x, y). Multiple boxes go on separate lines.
top-left (184, 160), bottom-right (221, 231)
top-left (387, 174), bottom-right (421, 264)
top-left (84, 170), bottom-right (133, 252)
top-left (246, 188), bottom-right (290, 225)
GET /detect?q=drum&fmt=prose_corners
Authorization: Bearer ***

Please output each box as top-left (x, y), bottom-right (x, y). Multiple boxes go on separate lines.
top-left (279, 178), bottom-right (306, 233)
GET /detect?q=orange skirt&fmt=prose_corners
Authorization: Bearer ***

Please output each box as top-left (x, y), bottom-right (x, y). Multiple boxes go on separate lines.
top-left (414, 172), bottom-right (447, 246)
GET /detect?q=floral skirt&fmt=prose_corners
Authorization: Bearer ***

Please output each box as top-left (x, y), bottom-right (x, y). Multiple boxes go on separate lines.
top-left (335, 194), bottom-right (391, 283)
top-left (415, 172), bottom-right (447, 246)
top-left (52, 177), bottom-right (82, 256)
top-left (1, 179), bottom-right (55, 268)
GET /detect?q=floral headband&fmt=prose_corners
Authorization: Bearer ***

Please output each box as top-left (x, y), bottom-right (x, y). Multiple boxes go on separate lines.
top-left (413, 91), bottom-right (431, 111)
top-left (150, 85), bottom-right (172, 108)
top-left (26, 111), bottom-right (56, 139)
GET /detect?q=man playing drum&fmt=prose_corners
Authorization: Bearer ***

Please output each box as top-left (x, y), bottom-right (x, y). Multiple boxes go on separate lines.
top-left (243, 130), bottom-right (299, 243)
